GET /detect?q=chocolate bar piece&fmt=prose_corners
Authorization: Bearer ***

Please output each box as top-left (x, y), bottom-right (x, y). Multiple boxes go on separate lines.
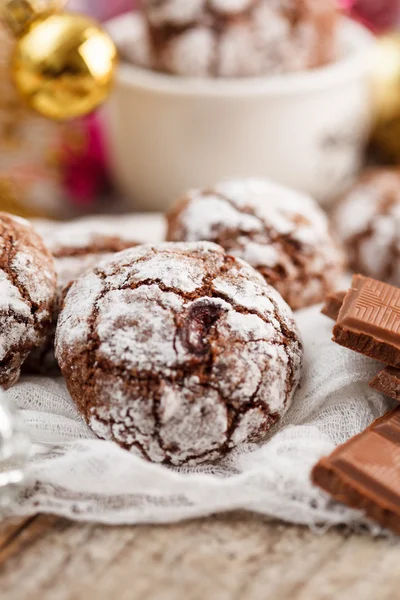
top-left (321, 290), bottom-right (346, 321)
top-left (370, 367), bottom-right (400, 402)
top-left (333, 275), bottom-right (400, 368)
top-left (312, 408), bottom-right (400, 534)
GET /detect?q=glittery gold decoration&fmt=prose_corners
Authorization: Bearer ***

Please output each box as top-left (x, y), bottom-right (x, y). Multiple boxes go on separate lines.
top-left (0, 23), bottom-right (64, 218)
top-left (11, 12), bottom-right (118, 121)
top-left (371, 33), bottom-right (400, 162)
top-left (0, 23), bottom-right (24, 144)
top-left (0, 0), bottom-right (118, 121)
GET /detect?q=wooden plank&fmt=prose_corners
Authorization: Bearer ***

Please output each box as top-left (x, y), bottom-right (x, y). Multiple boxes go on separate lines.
top-left (80, 516), bottom-right (347, 600)
top-left (0, 513), bottom-right (399, 600)
top-left (0, 517), bottom-right (35, 552)
top-left (293, 532), bottom-right (400, 600)
top-left (0, 515), bottom-right (64, 566)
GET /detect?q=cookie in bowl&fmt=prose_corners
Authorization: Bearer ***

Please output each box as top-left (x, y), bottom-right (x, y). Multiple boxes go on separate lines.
top-left (167, 179), bottom-right (344, 310)
top-left (55, 242), bottom-right (303, 466)
top-left (0, 213), bottom-right (56, 389)
top-left (131, 0), bottom-right (338, 77)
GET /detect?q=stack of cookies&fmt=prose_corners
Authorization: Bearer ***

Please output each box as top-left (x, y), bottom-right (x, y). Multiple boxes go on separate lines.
top-left (117, 0), bottom-right (339, 78)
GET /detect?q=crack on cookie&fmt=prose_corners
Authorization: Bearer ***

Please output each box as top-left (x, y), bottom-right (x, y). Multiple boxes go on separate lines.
top-left (167, 188), bottom-right (341, 309)
top-left (336, 171), bottom-right (400, 282)
top-left (53, 239), bottom-right (139, 259)
top-left (58, 245), bottom-right (301, 466)
top-left (0, 214), bottom-right (56, 387)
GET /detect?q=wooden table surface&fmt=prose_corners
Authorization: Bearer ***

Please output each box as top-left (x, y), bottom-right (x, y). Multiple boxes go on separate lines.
top-left (1, 513), bottom-right (400, 600)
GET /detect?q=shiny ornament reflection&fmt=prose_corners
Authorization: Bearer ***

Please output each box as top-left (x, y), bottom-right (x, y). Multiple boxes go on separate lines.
top-left (371, 33), bottom-right (400, 161)
top-left (12, 12), bottom-right (117, 120)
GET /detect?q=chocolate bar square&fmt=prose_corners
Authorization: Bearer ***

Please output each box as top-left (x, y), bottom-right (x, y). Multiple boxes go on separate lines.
top-left (370, 367), bottom-right (400, 402)
top-left (321, 290), bottom-right (346, 321)
top-left (312, 408), bottom-right (400, 534)
top-left (333, 275), bottom-right (400, 367)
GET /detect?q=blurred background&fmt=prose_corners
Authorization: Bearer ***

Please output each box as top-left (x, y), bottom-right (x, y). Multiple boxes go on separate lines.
top-left (1, 0), bottom-right (400, 220)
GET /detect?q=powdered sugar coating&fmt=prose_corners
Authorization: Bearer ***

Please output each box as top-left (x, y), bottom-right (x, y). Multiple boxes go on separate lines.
top-left (0, 271), bottom-right (34, 364)
top-left (119, 0), bottom-right (338, 78)
top-left (162, 27), bottom-right (216, 77)
top-left (334, 169), bottom-right (400, 285)
top-left (12, 251), bottom-right (54, 312)
top-left (56, 241), bottom-right (302, 466)
top-left (167, 178), bottom-right (344, 310)
top-left (144, 0), bottom-right (205, 27)
top-left (114, 12), bottom-right (154, 68)
top-left (143, 0), bottom-right (254, 26)
top-left (55, 253), bottom-right (114, 294)
top-left (24, 214), bottom-right (144, 375)
top-left (33, 214), bottom-right (142, 258)
top-left (0, 213), bottom-right (56, 388)
top-left (24, 252), bottom-right (119, 377)
top-left (211, 0), bottom-right (254, 13)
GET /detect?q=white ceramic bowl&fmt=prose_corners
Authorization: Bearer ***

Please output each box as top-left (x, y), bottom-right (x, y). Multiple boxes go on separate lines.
top-left (104, 16), bottom-right (375, 211)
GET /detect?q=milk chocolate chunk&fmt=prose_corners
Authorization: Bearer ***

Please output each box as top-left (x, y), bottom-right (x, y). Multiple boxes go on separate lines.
top-left (333, 275), bottom-right (400, 367)
top-left (312, 408), bottom-right (400, 534)
top-left (370, 367), bottom-right (400, 402)
top-left (321, 290), bottom-right (346, 321)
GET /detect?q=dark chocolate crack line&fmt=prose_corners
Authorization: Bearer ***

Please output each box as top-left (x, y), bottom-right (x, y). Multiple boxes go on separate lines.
top-left (56, 242), bottom-right (302, 467)
top-left (0, 213), bottom-right (56, 389)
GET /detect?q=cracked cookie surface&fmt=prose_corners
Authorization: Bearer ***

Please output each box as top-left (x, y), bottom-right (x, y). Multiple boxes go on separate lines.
top-left (0, 212), bottom-right (56, 389)
top-left (25, 217), bottom-right (140, 374)
top-left (334, 169), bottom-right (400, 286)
top-left (123, 0), bottom-right (337, 77)
top-left (56, 241), bottom-right (302, 466)
top-left (167, 179), bottom-right (344, 310)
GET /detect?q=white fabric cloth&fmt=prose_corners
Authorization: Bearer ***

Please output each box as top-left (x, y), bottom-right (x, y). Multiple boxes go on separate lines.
top-left (1, 214), bottom-right (392, 528)
top-left (5, 307), bottom-right (392, 528)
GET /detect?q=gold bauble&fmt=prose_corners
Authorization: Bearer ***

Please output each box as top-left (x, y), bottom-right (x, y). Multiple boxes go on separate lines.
top-left (11, 12), bottom-right (117, 121)
top-left (371, 33), bottom-right (400, 162)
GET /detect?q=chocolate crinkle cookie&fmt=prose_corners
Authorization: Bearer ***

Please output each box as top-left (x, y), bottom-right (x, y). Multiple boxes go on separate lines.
top-left (121, 0), bottom-right (338, 77)
top-left (333, 169), bottom-right (400, 285)
top-left (0, 213), bottom-right (56, 389)
top-left (167, 179), bottom-right (344, 310)
top-left (24, 216), bottom-right (140, 374)
top-left (41, 216), bottom-right (141, 296)
top-left (33, 214), bottom-right (144, 259)
top-left (56, 242), bottom-right (303, 466)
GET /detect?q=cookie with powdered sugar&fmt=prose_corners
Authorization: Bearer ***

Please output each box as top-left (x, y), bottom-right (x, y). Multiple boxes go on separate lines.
top-left (167, 179), bottom-right (344, 310)
top-left (0, 213), bottom-right (56, 389)
top-left (126, 0), bottom-right (338, 77)
top-left (334, 169), bottom-right (400, 285)
top-left (25, 216), bottom-right (142, 374)
top-left (56, 241), bottom-right (302, 466)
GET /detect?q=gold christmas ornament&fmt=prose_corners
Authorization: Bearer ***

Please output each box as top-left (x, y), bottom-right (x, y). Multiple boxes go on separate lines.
top-left (1, 0), bottom-right (118, 121)
top-left (371, 33), bottom-right (400, 162)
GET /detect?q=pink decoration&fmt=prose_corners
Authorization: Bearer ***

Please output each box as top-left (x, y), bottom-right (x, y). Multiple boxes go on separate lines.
top-left (337, 0), bottom-right (356, 8)
top-left (61, 2), bottom-right (135, 207)
top-left (68, 0), bottom-right (134, 21)
top-left (340, 0), bottom-right (400, 32)
top-left (94, 0), bottom-right (134, 22)
top-left (61, 115), bottom-right (109, 207)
